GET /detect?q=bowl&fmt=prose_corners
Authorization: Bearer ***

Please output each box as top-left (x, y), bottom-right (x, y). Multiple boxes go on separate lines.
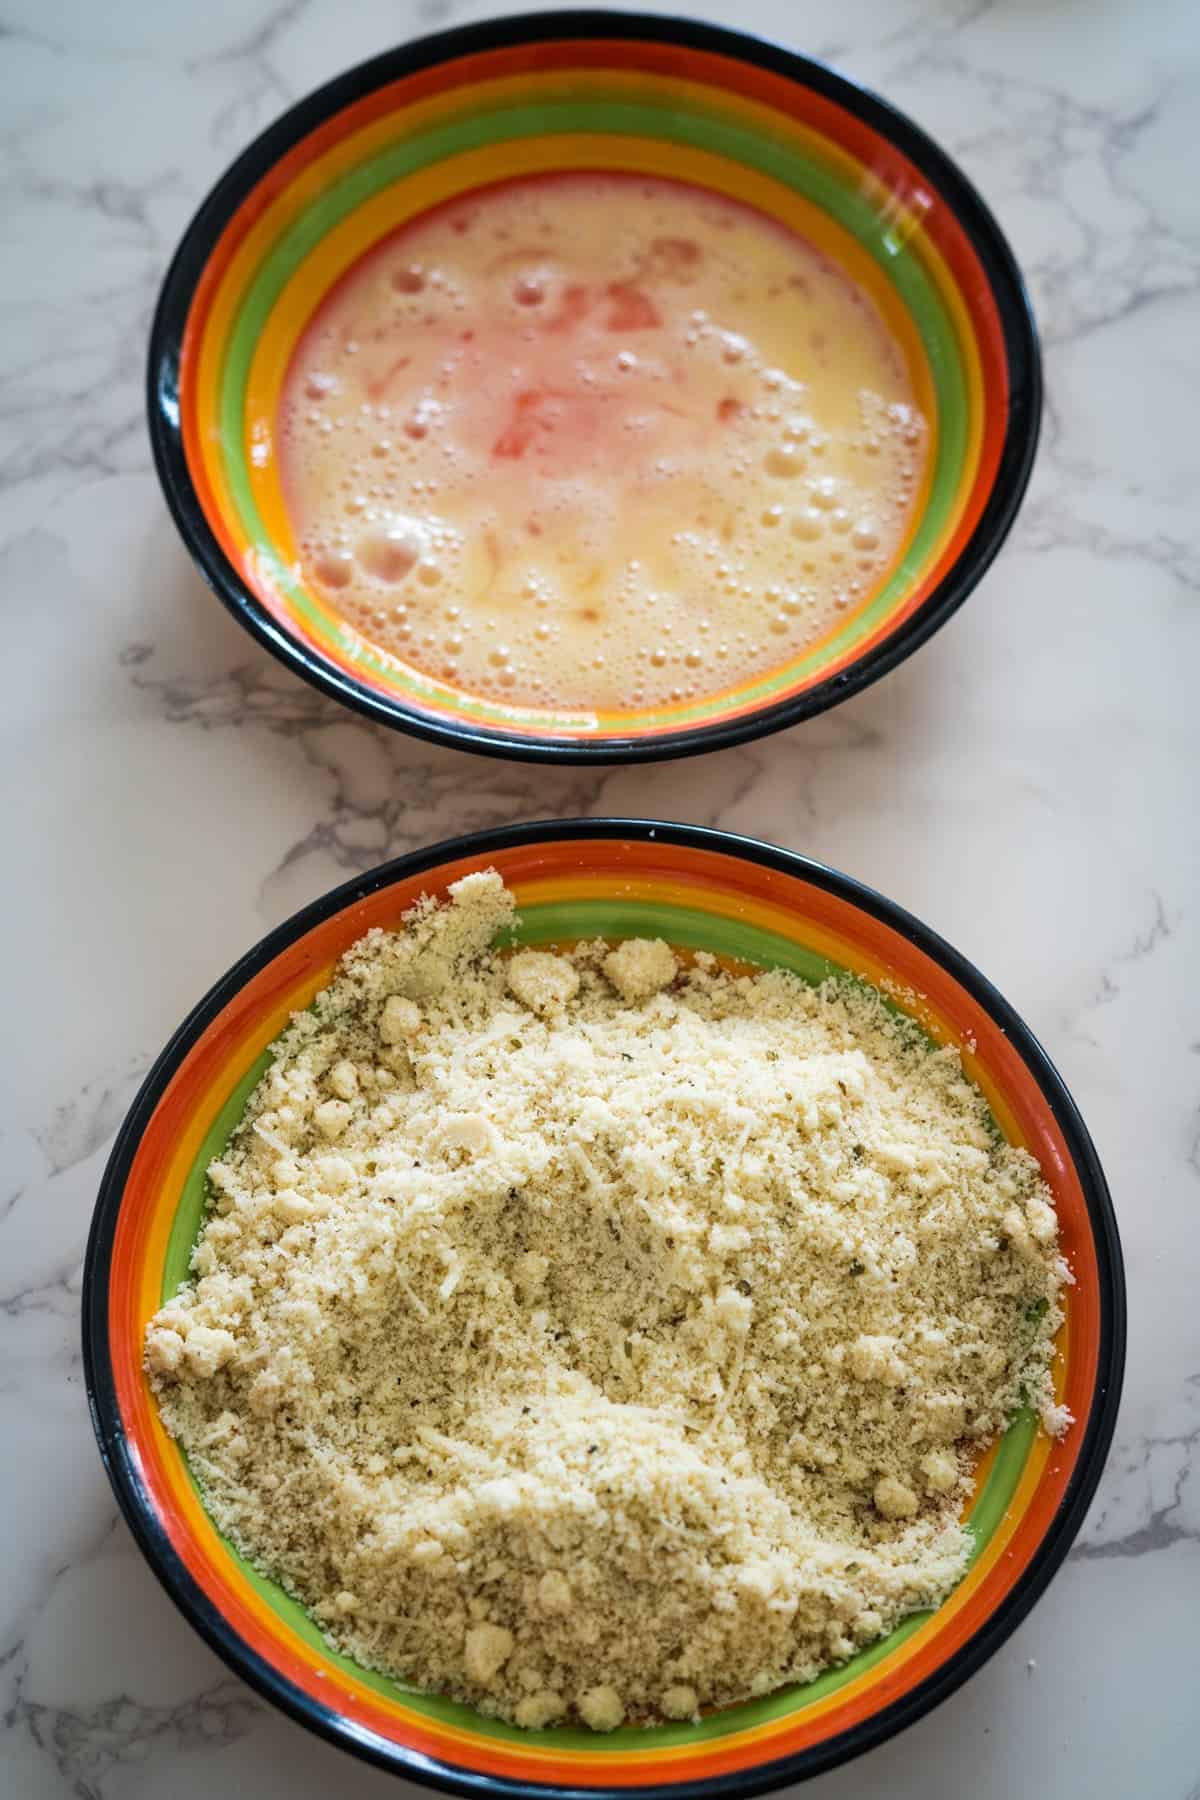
top-left (84, 820), bottom-right (1122, 1793)
top-left (148, 10), bottom-right (1040, 765)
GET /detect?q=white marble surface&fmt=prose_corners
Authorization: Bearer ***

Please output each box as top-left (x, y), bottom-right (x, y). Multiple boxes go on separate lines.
top-left (1, 0), bottom-right (1197, 1793)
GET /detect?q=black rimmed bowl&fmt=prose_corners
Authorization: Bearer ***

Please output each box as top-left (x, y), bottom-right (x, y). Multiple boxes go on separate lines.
top-left (148, 10), bottom-right (1040, 764)
top-left (84, 820), bottom-right (1121, 1795)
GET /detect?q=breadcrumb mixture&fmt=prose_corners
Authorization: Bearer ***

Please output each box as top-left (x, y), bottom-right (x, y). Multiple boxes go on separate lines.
top-left (146, 871), bottom-right (1070, 1729)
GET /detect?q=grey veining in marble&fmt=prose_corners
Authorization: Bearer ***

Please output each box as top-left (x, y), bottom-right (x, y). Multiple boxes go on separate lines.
top-left (1, 1), bottom-right (1197, 1794)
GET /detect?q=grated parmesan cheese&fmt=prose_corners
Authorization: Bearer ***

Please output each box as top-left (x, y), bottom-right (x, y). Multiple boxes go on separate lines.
top-left (145, 871), bottom-right (1070, 1728)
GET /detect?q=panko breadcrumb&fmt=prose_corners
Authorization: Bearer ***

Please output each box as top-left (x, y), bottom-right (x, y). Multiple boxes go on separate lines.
top-left (145, 871), bottom-right (1070, 1728)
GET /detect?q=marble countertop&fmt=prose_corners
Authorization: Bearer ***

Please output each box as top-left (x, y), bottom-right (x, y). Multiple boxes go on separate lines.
top-left (2, 0), bottom-right (1196, 1794)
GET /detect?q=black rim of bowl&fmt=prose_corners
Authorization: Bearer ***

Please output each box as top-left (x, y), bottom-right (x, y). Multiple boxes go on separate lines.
top-left (147, 9), bottom-right (1043, 766)
top-left (83, 819), bottom-right (1123, 1797)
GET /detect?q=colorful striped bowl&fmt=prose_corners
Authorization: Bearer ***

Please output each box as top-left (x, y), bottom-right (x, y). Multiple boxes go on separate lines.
top-left (148, 11), bottom-right (1040, 764)
top-left (84, 821), bottom-right (1122, 1793)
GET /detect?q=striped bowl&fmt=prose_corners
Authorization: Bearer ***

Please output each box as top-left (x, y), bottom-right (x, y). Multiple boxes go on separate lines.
top-left (148, 10), bottom-right (1040, 763)
top-left (84, 821), bottom-right (1123, 1793)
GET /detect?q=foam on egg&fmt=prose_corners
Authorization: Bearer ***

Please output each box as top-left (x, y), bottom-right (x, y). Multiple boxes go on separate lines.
top-left (280, 172), bottom-right (928, 710)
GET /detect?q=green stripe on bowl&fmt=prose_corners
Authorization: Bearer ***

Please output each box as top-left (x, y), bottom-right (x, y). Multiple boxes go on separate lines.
top-left (215, 93), bottom-right (971, 729)
top-left (159, 897), bottom-right (1035, 1746)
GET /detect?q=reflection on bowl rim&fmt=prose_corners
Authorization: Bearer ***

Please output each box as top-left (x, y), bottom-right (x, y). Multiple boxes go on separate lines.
top-left (147, 9), bottom-right (1042, 763)
top-left (83, 819), bottom-right (1124, 1795)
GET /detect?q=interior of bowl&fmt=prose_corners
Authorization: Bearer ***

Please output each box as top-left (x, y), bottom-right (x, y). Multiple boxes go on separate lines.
top-left (87, 825), bottom-right (1118, 1793)
top-left (153, 13), bottom-right (1037, 758)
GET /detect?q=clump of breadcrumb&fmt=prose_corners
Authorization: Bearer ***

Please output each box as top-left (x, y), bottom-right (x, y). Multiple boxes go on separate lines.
top-left (145, 871), bottom-right (1071, 1729)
